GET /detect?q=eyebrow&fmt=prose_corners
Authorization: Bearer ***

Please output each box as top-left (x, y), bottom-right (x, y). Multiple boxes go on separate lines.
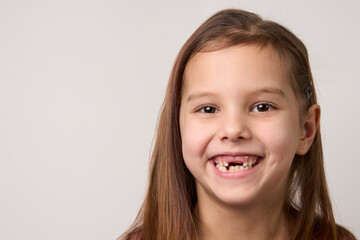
top-left (253, 87), bottom-right (286, 97)
top-left (186, 87), bottom-right (286, 103)
top-left (186, 92), bottom-right (217, 103)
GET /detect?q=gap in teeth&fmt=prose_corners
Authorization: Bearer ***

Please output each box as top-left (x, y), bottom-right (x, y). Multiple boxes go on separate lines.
top-left (215, 159), bottom-right (259, 172)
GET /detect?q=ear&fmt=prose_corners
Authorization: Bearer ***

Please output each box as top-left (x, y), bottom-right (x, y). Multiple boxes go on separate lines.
top-left (296, 104), bottom-right (321, 155)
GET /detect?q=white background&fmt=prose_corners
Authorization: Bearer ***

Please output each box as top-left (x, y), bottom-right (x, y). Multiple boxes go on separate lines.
top-left (0, 0), bottom-right (359, 239)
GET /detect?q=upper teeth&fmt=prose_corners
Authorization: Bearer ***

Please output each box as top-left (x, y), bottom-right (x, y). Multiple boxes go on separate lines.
top-left (214, 156), bottom-right (259, 172)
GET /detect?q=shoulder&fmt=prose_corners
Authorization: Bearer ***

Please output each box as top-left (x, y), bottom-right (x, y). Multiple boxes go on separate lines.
top-left (128, 232), bottom-right (142, 240)
top-left (130, 234), bottom-right (141, 240)
top-left (118, 232), bottom-right (142, 240)
top-left (336, 224), bottom-right (357, 240)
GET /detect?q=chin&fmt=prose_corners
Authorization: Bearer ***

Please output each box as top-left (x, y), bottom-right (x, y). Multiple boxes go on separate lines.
top-left (199, 183), bottom-right (265, 209)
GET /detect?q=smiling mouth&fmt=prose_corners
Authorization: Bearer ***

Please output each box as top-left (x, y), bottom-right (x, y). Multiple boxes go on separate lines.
top-left (213, 155), bottom-right (261, 172)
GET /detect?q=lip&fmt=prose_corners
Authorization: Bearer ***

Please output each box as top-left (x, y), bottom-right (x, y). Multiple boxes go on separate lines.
top-left (209, 153), bottom-right (264, 179)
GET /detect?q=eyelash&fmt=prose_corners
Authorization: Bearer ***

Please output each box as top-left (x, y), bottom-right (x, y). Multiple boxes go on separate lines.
top-left (195, 103), bottom-right (276, 114)
top-left (195, 105), bottom-right (219, 114)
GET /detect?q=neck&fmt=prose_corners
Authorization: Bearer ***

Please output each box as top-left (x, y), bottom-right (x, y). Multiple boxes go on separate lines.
top-left (194, 196), bottom-right (289, 240)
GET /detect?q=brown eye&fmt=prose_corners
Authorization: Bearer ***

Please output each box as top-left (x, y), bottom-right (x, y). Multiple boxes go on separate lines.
top-left (257, 104), bottom-right (269, 112)
top-left (252, 103), bottom-right (274, 112)
top-left (199, 106), bottom-right (218, 113)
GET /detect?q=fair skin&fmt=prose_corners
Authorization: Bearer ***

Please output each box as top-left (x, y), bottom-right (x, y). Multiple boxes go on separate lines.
top-left (179, 45), bottom-right (320, 240)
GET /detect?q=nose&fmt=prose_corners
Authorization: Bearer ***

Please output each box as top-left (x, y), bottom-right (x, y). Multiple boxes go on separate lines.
top-left (219, 111), bottom-right (251, 142)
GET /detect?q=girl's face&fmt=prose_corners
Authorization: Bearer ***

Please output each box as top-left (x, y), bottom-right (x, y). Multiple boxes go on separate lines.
top-left (180, 45), bottom-right (307, 208)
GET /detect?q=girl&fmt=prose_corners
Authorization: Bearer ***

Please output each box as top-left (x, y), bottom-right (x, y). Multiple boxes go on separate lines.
top-left (121, 9), bottom-right (356, 240)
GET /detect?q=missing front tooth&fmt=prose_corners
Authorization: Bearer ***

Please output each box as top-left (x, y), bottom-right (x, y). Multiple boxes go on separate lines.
top-left (226, 162), bottom-right (243, 170)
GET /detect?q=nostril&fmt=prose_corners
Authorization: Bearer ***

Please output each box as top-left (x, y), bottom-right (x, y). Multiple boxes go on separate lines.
top-left (219, 114), bottom-right (251, 141)
top-left (220, 128), bottom-right (251, 142)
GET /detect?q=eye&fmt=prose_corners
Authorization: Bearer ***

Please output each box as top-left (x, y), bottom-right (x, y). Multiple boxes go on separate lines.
top-left (251, 103), bottom-right (275, 113)
top-left (196, 105), bottom-right (219, 114)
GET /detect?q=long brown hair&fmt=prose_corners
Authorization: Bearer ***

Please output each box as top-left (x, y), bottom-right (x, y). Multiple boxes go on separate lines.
top-left (121, 9), bottom-right (356, 240)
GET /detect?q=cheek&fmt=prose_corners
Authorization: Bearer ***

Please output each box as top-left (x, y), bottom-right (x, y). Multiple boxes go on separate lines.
top-left (257, 117), bottom-right (300, 163)
top-left (180, 118), bottom-right (214, 165)
top-left (254, 117), bottom-right (301, 197)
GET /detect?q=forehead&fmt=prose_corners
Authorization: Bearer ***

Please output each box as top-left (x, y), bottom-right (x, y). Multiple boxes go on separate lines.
top-left (182, 45), bottom-right (290, 94)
